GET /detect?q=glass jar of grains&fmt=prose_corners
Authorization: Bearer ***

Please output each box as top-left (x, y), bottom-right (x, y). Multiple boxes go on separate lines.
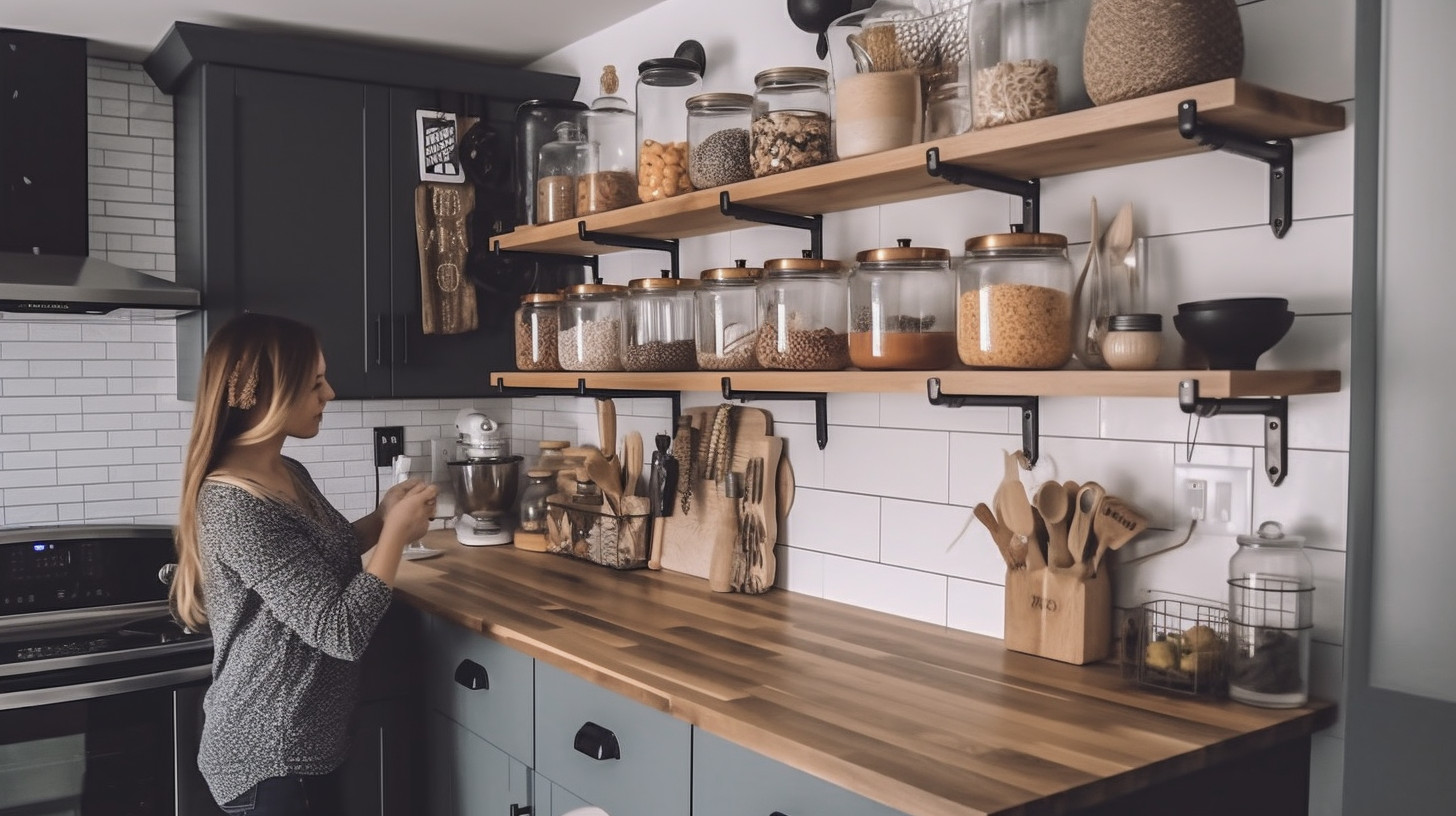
top-left (687, 92), bottom-right (754, 190)
top-left (750, 67), bottom-right (833, 178)
top-left (623, 277), bottom-right (700, 372)
top-left (957, 231), bottom-right (1074, 369)
top-left (636, 56), bottom-right (702, 201)
top-left (514, 292), bottom-right (562, 371)
top-left (696, 260), bottom-right (763, 370)
top-left (756, 254), bottom-right (850, 370)
top-left (559, 283), bottom-right (627, 371)
top-left (579, 66), bottom-right (640, 214)
top-left (535, 122), bottom-right (591, 225)
top-left (849, 240), bottom-right (958, 370)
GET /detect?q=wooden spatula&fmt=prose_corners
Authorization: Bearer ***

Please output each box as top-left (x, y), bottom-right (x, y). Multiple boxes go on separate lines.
top-left (1091, 496), bottom-right (1149, 576)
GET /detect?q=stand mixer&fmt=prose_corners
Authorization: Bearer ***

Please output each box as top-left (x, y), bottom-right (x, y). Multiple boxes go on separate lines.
top-left (448, 409), bottom-right (522, 546)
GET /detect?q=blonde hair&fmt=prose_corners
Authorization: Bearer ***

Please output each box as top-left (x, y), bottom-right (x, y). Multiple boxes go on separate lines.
top-left (172, 313), bottom-right (322, 630)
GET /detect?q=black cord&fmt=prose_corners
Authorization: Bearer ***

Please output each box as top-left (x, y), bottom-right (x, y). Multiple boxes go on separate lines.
top-left (375, 467), bottom-right (381, 507)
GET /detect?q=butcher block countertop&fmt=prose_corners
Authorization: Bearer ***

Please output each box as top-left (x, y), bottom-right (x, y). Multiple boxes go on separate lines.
top-left (393, 530), bottom-right (1336, 816)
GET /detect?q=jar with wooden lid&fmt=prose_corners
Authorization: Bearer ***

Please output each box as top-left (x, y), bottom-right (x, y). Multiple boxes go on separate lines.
top-left (514, 292), bottom-right (562, 371)
top-left (559, 283), bottom-right (627, 371)
top-left (696, 260), bottom-right (763, 370)
top-left (687, 92), bottom-right (754, 190)
top-left (535, 122), bottom-right (590, 225)
top-left (849, 240), bottom-right (958, 370)
top-left (957, 230), bottom-right (1074, 369)
top-left (756, 254), bottom-right (850, 370)
top-left (751, 67), bottom-right (833, 177)
top-left (580, 66), bottom-right (640, 214)
top-left (623, 277), bottom-right (701, 371)
top-left (636, 55), bottom-right (702, 201)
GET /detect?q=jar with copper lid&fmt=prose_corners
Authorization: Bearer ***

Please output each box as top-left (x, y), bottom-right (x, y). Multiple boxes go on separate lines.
top-left (687, 92), bottom-right (754, 189)
top-left (849, 240), bottom-right (958, 370)
top-left (957, 230), bottom-right (1074, 369)
top-left (696, 260), bottom-right (763, 370)
top-left (559, 283), bottom-right (627, 371)
top-left (756, 254), bottom-right (850, 370)
top-left (514, 292), bottom-right (562, 371)
top-left (623, 277), bottom-right (700, 371)
top-left (751, 67), bottom-right (833, 177)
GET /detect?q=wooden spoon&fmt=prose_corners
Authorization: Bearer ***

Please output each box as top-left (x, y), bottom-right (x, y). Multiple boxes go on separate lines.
top-left (993, 450), bottom-right (1036, 563)
top-left (974, 503), bottom-right (1020, 570)
top-left (1091, 496), bottom-right (1149, 576)
top-left (596, 398), bottom-right (616, 466)
top-left (1032, 481), bottom-right (1073, 569)
top-left (621, 431), bottom-right (643, 498)
top-left (1066, 481), bottom-right (1105, 572)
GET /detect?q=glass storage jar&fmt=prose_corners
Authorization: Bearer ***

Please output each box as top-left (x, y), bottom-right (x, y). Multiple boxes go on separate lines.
top-left (514, 99), bottom-right (587, 226)
top-left (535, 122), bottom-right (591, 225)
top-left (696, 260), bottom-right (763, 370)
top-left (580, 66), bottom-right (640, 215)
top-left (1227, 521), bottom-right (1314, 708)
top-left (687, 92), bottom-right (754, 190)
top-left (958, 230), bottom-right (1074, 369)
top-left (636, 56), bottom-right (702, 201)
top-left (971, 0), bottom-right (1073, 129)
top-left (533, 439), bottom-right (585, 496)
top-left (756, 254), bottom-right (850, 370)
top-left (623, 277), bottom-right (700, 371)
top-left (514, 292), bottom-right (562, 371)
top-left (559, 283), bottom-right (627, 371)
top-left (1102, 313), bottom-right (1163, 371)
top-left (751, 67), bottom-right (833, 177)
top-left (517, 469), bottom-right (556, 535)
top-left (849, 240), bottom-right (958, 370)
top-left (825, 5), bottom-right (924, 156)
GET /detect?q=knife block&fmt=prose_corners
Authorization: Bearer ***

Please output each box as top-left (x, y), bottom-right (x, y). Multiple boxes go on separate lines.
top-left (1003, 565), bottom-right (1111, 665)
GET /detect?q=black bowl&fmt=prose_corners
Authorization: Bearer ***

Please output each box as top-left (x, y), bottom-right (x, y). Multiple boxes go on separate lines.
top-left (1177, 296), bottom-right (1289, 314)
top-left (1173, 308), bottom-right (1295, 370)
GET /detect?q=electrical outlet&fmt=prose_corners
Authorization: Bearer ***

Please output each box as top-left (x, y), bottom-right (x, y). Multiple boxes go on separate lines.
top-left (1171, 464), bottom-right (1251, 535)
top-left (373, 426), bottom-right (405, 468)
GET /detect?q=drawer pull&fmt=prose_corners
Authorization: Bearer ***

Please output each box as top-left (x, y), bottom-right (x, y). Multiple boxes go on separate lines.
top-left (453, 659), bottom-right (490, 690)
top-left (572, 721), bottom-right (621, 760)
top-left (510, 806), bottom-right (533, 816)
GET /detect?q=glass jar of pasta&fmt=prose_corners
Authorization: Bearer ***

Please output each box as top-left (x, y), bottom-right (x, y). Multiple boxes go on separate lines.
top-left (635, 57), bottom-right (702, 201)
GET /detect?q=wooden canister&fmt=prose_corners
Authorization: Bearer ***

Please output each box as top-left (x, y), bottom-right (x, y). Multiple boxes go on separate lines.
top-left (1083, 0), bottom-right (1244, 106)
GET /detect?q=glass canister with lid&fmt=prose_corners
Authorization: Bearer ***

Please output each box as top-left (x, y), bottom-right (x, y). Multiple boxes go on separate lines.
top-left (514, 99), bottom-right (587, 226)
top-left (687, 92), bottom-right (754, 190)
top-left (696, 260), bottom-right (763, 370)
top-left (957, 230), bottom-right (1074, 369)
top-left (849, 239), bottom-right (958, 370)
top-left (750, 67), bottom-right (833, 177)
top-left (623, 277), bottom-right (700, 371)
top-left (559, 283), bottom-right (627, 371)
top-left (535, 122), bottom-right (591, 225)
top-left (514, 292), bottom-right (562, 371)
top-left (580, 65), bottom-right (640, 215)
top-left (756, 254), bottom-right (850, 370)
top-left (1227, 521), bottom-right (1314, 708)
top-left (636, 53), bottom-right (702, 202)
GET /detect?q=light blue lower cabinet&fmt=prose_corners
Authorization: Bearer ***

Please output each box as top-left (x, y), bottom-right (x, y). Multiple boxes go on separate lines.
top-left (692, 729), bottom-right (910, 816)
top-left (425, 710), bottom-right (532, 816)
top-left (532, 770), bottom-right (592, 816)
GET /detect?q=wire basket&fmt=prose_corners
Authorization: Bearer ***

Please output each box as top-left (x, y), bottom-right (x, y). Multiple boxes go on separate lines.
top-left (545, 498), bottom-right (650, 570)
top-left (1129, 598), bottom-right (1229, 697)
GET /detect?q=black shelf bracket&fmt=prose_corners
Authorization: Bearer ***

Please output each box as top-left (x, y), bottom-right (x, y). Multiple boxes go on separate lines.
top-left (491, 241), bottom-right (601, 282)
top-left (721, 376), bottom-right (828, 449)
top-left (1178, 379), bottom-right (1290, 486)
top-left (718, 192), bottom-right (824, 258)
top-left (576, 221), bottom-right (681, 278)
top-left (1177, 99), bottom-right (1295, 238)
top-left (925, 147), bottom-right (1041, 233)
top-left (492, 377), bottom-right (681, 424)
top-left (926, 378), bottom-right (1040, 467)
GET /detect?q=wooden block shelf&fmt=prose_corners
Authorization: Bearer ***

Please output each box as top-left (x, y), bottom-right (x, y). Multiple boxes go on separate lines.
top-left (491, 79), bottom-right (1346, 256)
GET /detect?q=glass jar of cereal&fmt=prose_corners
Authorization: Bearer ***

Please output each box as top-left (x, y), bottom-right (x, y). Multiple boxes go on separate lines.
top-left (957, 230), bottom-right (1074, 369)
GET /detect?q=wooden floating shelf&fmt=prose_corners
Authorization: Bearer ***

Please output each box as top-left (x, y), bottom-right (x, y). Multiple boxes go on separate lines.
top-left (492, 369), bottom-right (1342, 400)
top-left (492, 79), bottom-right (1346, 255)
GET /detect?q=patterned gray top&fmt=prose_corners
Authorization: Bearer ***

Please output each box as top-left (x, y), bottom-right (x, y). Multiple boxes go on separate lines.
top-left (195, 457), bottom-right (392, 804)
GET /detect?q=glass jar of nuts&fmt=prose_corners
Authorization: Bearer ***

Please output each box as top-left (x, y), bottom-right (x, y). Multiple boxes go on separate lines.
top-left (957, 230), bottom-right (1074, 369)
top-left (756, 254), bottom-right (850, 370)
top-left (635, 57), bottom-right (702, 202)
top-left (623, 277), bottom-right (700, 372)
top-left (559, 283), bottom-right (627, 371)
top-left (687, 92), bottom-right (754, 190)
top-left (696, 260), bottom-right (763, 370)
top-left (514, 292), bottom-right (563, 372)
top-left (849, 240), bottom-right (958, 370)
top-left (751, 67), bottom-right (833, 177)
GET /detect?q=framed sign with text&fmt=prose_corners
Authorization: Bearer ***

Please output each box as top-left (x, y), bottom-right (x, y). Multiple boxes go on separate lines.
top-left (416, 110), bottom-right (465, 183)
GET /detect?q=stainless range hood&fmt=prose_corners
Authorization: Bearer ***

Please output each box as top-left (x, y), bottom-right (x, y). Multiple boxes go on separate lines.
top-left (0, 28), bottom-right (201, 315)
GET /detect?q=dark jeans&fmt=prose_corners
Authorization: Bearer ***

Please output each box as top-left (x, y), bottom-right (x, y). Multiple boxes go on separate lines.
top-left (219, 771), bottom-right (343, 815)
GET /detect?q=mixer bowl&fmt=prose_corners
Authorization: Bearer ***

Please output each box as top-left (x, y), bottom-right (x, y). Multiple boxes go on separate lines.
top-left (449, 456), bottom-right (523, 519)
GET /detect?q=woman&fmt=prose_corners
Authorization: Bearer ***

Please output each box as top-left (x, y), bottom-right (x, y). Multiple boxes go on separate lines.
top-left (171, 313), bottom-right (437, 814)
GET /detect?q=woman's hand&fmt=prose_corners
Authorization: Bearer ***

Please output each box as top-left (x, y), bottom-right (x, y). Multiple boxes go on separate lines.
top-left (379, 477), bottom-right (430, 518)
top-left (382, 481), bottom-right (438, 544)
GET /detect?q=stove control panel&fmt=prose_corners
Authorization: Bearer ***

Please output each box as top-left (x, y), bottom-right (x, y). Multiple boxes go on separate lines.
top-left (0, 526), bottom-right (174, 615)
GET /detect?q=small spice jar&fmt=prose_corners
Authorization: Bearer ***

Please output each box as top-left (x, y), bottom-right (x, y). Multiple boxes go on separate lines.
top-left (636, 56), bottom-right (702, 201)
top-left (580, 66), bottom-right (640, 214)
top-left (622, 277), bottom-right (700, 371)
top-left (687, 92), bottom-right (754, 190)
top-left (1227, 521), bottom-right (1314, 708)
top-left (559, 283), bottom-right (627, 371)
top-left (696, 260), bottom-right (763, 370)
top-left (849, 240), bottom-right (958, 370)
top-left (514, 292), bottom-right (562, 371)
top-left (516, 469), bottom-right (556, 535)
top-left (535, 122), bottom-right (591, 225)
top-left (957, 230), bottom-right (1074, 369)
top-left (750, 67), bottom-right (833, 177)
top-left (756, 254), bottom-right (850, 370)
top-left (1102, 313), bottom-right (1163, 371)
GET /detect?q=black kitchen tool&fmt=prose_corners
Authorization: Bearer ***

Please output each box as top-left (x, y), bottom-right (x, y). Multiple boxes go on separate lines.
top-left (787, 0), bottom-right (867, 59)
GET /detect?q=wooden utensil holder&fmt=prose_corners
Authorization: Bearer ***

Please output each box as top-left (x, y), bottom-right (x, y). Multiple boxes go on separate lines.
top-left (1004, 565), bottom-right (1112, 665)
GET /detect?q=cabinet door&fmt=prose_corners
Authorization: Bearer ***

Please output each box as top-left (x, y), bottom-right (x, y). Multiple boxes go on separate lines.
top-left (427, 711), bottom-right (532, 816)
top-left (339, 696), bottom-right (418, 816)
top-left (693, 729), bottom-right (909, 816)
top-left (531, 770), bottom-right (591, 816)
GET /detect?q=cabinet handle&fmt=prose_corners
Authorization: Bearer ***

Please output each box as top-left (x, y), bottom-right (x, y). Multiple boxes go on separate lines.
top-left (572, 721), bottom-right (621, 760)
top-left (770, 812), bottom-right (791, 816)
top-left (374, 314), bottom-right (384, 366)
top-left (400, 313), bottom-right (409, 364)
top-left (509, 806), bottom-right (532, 816)
top-left (453, 659), bottom-right (489, 690)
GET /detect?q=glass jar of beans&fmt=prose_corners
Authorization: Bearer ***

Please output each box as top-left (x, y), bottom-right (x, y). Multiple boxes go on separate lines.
top-left (750, 67), bottom-right (832, 178)
top-left (756, 254), bottom-right (850, 370)
top-left (514, 292), bottom-right (563, 372)
top-left (559, 283), bottom-right (627, 371)
top-left (635, 57), bottom-right (702, 202)
top-left (687, 92), bottom-right (754, 190)
top-left (849, 240), bottom-right (958, 370)
top-left (622, 277), bottom-right (701, 371)
top-left (696, 260), bottom-right (763, 370)
top-left (957, 230), bottom-right (1075, 369)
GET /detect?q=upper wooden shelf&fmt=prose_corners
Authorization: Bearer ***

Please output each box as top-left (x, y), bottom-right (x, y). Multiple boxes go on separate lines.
top-left (492, 79), bottom-right (1346, 255)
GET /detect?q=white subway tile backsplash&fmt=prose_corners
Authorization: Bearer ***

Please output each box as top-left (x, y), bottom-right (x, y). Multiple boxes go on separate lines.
top-left (823, 426), bottom-right (949, 502)
top-left (822, 556), bottom-right (949, 625)
top-left (781, 488), bottom-right (880, 559)
top-left (946, 578), bottom-right (1006, 639)
top-left (774, 545), bottom-right (826, 596)
top-left (880, 498), bottom-right (1006, 584)
top-left (1254, 449), bottom-right (1350, 553)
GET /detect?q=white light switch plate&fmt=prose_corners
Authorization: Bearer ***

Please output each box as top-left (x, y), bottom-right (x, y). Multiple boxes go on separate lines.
top-left (1171, 464), bottom-right (1251, 536)
top-left (429, 436), bottom-right (456, 484)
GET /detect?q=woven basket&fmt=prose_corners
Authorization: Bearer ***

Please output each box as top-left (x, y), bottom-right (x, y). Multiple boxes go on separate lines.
top-left (1083, 0), bottom-right (1244, 106)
